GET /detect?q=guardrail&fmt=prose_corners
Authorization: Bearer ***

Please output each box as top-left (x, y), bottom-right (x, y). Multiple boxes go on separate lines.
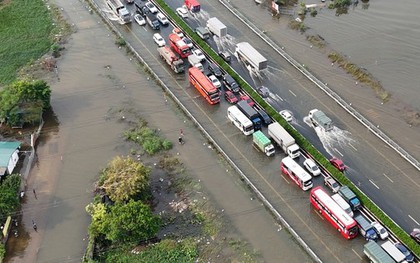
top-left (218, 0), bottom-right (420, 173)
top-left (86, 0), bottom-right (322, 262)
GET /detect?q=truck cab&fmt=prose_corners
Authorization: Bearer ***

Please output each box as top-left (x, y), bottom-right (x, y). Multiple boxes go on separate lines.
top-left (354, 214), bottom-right (378, 241)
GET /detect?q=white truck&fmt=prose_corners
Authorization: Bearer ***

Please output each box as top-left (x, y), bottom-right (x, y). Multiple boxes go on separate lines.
top-left (235, 42), bottom-right (267, 71)
top-left (106, 0), bottom-right (131, 24)
top-left (253, 131), bottom-right (275, 156)
top-left (157, 46), bottom-right (185, 73)
top-left (308, 109), bottom-right (333, 131)
top-left (381, 241), bottom-right (407, 263)
top-left (267, 122), bottom-right (300, 158)
top-left (363, 241), bottom-right (395, 263)
top-left (206, 17), bottom-right (227, 38)
top-left (187, 54), bottom-right (203, 71)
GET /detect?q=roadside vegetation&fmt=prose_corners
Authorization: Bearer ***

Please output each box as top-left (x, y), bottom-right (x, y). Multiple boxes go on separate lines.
top-left (0, 0), bottom-right (55, 84)
top-left (0, 174), bottom-right (22, 262)
top-left (154, 0), bottom-right (420, 256)
top-left (84, 110), bottom-right (259, 262)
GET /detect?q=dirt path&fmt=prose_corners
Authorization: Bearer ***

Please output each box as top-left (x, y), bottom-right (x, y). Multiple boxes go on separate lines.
top-left (5, 0), bottom-right (312, 262)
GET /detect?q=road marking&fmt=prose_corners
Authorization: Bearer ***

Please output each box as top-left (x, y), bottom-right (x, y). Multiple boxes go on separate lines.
top-left (275, 94), bottom-right (284, 101)
top-left (383, 173), bottom-right (394, 183)
top-left (334, 148), bottom-right (343, 157)
top-left (408, 215), bottom-right (420, 226)
top-left (280, 174), bottom-right (290, 184)
top-left (348, 143), bottom-right (357, 151)
top-left (314, 209), bottom-right (324, 220)
top-left (352, 249), bottom-right (363, 260)
top-left (289, 90), bottom-right (297, 97)
top-left (369, 179), bottom-right (380, 189)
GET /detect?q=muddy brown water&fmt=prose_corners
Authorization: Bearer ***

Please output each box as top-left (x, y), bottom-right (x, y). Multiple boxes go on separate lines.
top-left (5, 0), bottom-right (312, 262)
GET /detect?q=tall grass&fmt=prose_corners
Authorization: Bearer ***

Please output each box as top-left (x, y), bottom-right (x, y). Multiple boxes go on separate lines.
top-left (0, 0), bottom-right (54, 85)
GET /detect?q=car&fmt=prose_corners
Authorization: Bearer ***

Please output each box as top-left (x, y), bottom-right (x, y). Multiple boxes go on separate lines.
top-left (394, 243), bottom-right (414, 262)
top-left (224, 91), bottom-right (238, 104)
top-left (208, 75), bottom-right (221, 89)
top-left (257, 86), bottom-right (270, 98)
top-left (329, 157), bottom-right (345, 172)
top-left (133, 14), bottom-right (146, 26)
top-left (257, 109), bottom-right (272, 125)
top-left (153, 33), bottom-right (165, 47)
top-left (410, 228), bottom-right (420, 244)
top-left (172, 28), bottom-right (184, 38)
top-left (208, 63), bottom-right (222, 77)
top-left (145, 1), bottom-right (158, 13)
top-left (192, 49), bottom-right (205, 62)
top-left (303, 159), bottom-right (321, 176)
top-left (182, 37), bottom-right (193, 48)
top-left (370, 222), bottom-right (389, 240)
top-left (279, 110), bottom-right (293, 122)
top-left (219, 51), bottom-right (231, 62)
top-left (240, 95), bottom-right (255, 107)
top-left (222, 74), bottom-right (240, 93)
top-left (156, 12), bottom-right (169, 25)
top-left (176, 6), bottom-right (189, 18)
top-left (324, 176), bottom-right (340, 193)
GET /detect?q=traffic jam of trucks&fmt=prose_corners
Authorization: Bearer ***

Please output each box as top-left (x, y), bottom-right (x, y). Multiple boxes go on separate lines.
top-left (119, 1), bottom-right (418, 261)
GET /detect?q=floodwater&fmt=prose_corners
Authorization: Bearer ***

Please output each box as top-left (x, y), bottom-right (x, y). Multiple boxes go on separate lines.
top-left (304, 0), bottom-right (420, 109)
top-left (5, 0), bottom-right (313, 262)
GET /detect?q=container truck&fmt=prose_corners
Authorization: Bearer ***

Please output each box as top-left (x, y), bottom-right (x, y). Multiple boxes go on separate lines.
top-left (381, 241), bottom-right (407, 263)
top-left (331, 194), bottom-right (354, 217)
top-left (354, 214), bottom-right (378, 241)
top-left (308, 109), bottom-right (333, 131)
top-left (338, 186), bottom-right (361, 211)
top-left (157, 46), bottom-right (185, 73)
top-left (107, 0), bottom-right (131, 23)
top-left (206, 17), bottom-right (227, 38)
top-left (253, 131), bottom-right (275, 156)
top-left (187, 54), bottom-right (203, 71)
top-left (236, 101), bottom-right (262, 131)
top-left (363, 241), bottom-right (395, 263)
top-left (235, 42), bottom-right (267, 71)
top-left (267, 122), bottom-right (300, 158)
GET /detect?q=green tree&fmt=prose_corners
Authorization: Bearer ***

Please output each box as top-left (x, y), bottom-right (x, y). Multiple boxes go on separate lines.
top-left (0, 79), bottom-right (51, 125)
top-left (86, 203), bottom-right (108, 237)
top-left (0, 174), bottom-right (21, 219)
top-left (99, 156), bottom-right (151, 203)
top-left (103, 200), bottom-right (161, 243)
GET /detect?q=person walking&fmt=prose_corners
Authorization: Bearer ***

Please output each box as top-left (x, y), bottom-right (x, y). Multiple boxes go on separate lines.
top-left (32, 220), bottom-right (37, 232)
top-left (33, 189), bottom-right (37, 199)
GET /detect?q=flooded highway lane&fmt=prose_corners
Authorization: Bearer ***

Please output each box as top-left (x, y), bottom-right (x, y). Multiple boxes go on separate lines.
top-left (5, 0), bottom-right (313, 262)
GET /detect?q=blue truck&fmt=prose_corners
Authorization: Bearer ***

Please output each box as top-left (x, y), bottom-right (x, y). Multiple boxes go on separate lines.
top-left (236, 101), bottom-right (262, 131)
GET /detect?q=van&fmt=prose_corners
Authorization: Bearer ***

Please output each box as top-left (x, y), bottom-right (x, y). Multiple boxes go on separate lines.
top-left (381, 241), bottom-right (407, 263)
top-left (354, 214), bottom-right (377, 241)
top-left (331, 194), bottom-right (353, 217)
top-left (195, 26), bottom-right (210, 40)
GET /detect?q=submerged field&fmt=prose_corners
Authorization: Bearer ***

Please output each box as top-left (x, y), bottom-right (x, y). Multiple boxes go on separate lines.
top-left (0, 0), bottom-right (54, 84)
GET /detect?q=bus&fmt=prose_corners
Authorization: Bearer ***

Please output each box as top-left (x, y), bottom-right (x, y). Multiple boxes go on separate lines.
top-left (281, 157), bottom-right (313, 191)
top-left (227, 106), bottom-right (254, 136)
top-left (188, 67), bottom-right (220, 105)
top-left (169, 33), bottom-right (191, 58)
top-left (310, 186), bottom-right (358, 239)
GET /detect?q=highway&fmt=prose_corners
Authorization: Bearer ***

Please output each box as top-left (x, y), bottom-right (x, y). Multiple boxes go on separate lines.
top-left (92, 0), bottom-right (419, 261)
top-left (159, 0), bottom-right (420, 233)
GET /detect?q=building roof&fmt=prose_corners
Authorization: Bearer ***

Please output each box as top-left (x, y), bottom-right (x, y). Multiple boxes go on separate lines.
top-left (0, 141), bottom-right (21, 167)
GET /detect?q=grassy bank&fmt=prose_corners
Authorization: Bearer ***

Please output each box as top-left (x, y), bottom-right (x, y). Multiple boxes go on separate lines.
top-left (0, 0), bottom-right (55, 84)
